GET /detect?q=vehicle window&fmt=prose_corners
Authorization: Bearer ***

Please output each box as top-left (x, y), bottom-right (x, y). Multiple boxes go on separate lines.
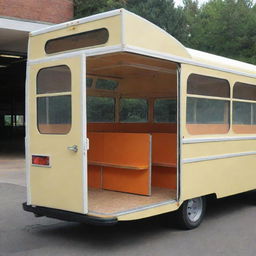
top-left (37, 96), bottom-right (71, 134)
top-left (45, 28), bottom-right (109, 54)
top-left (186, 74), bottom-right (230, 135)
top-left (154, 99), bottom-right (176, 123)
top-left (87, 96), bottom-right (115, 122)
top-left (37, 65), bottom-right (72, 134)
top-left (95, 79), bottom-right (119, 90)
top-left (120, 98), bottom-right (148, 123)
top-left (187, 74), bottom-right (230, 98)
top-left (37, 65), bottom-right (71, 94)
top-left (186, 97), bottom-right (230, 134)
top-left (233, 82), bottom-right (256, 101)
top-left (233, 82), bottom-right (256, 133)
top-left (86, 77), bottom-right (93, 88)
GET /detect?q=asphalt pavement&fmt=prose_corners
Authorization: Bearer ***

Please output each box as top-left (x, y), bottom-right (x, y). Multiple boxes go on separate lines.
top-left (0, 159), bottom-right (256, 256)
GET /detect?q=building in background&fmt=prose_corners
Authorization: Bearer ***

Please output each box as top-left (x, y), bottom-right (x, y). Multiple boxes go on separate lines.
top-left (0, 0), bottom-right (74, 155)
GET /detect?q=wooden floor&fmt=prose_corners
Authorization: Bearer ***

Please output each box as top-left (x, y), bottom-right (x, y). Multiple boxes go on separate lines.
top-left (88, 187), bottom-right (176, 215)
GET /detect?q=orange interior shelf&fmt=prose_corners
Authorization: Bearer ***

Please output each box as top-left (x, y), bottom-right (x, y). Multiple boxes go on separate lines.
top-left (88, 132), bottom-right (151, 195)
top-left (87, 131), bottom-right (178, 195)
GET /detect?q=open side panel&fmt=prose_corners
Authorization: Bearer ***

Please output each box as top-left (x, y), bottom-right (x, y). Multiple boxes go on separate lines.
top-left (85, 52), bottom-right (179, 215)
top-left (27, 55), bottom-right (87, 214)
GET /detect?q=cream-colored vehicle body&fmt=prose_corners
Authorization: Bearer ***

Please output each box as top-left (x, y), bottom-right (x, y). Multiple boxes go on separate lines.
top-left (24, 9), bottom-right (256, 224)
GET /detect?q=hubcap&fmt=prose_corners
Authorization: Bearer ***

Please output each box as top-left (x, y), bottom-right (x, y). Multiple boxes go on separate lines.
top-left (186, 197), bottom-right (203, 222)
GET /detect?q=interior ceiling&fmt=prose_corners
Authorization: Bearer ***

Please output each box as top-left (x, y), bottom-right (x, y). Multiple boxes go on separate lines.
top-left (87, 52), bottom-right (177, 79)
top-left (0, 28), bottom-right (28, 53)
top-left (0, 28), bottom-right (28, 68)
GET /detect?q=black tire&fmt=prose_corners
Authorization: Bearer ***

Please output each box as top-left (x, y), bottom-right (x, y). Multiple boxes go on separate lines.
top-left (176, 197), bottom-right (206, 230)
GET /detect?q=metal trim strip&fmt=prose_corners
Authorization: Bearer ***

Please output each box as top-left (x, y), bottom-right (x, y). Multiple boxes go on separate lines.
top-left (80, 53), bottom-right (88, 214)
top-left (183, 151), bottom-right (256, 164)
top-left (28, 45), bottom-right (123, 65)
top-left (124, 45), bottom-right (256, 79)
top-left (183, 136), bottom-right (256, 144)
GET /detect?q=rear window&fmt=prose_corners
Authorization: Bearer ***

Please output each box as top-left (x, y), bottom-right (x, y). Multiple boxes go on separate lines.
top-left (87, 96), bottom-right (115, 122)
top-left (37, 65), bottom-right (71, 94)
top-left (120, 98), bottom-right (148, 123)
top-left (154, 99), bottom-right (177, 123)
top-left (37, 65), bottom-right (72, 134)
top-left (37, 96), bottom-right (71, 134)
top-left (95, 79), bottom-right (119, 90)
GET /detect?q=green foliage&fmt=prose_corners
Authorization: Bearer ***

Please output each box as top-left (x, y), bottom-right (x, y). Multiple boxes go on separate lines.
top-left (74, 0), bottom-right (126, 18)
top-left (154, 99), bottom-right (177, 123)
top-left (126, 0), bottom-right (188, 42)
top-left (120, 98), bottom-right (148, 122)
top-left (87, 96), bottom-right (115, 122)
top-left (74, 0), bottom-right (256, 65)
top-left (184, 0), bottom-right (256, 64)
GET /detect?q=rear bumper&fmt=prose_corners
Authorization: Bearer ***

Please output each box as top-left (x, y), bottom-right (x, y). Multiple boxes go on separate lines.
top-left (22, 202), bottom-right (118, 226)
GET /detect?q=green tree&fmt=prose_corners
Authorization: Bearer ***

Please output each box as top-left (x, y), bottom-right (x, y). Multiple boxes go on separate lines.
top-left (126, 0), bottom-right (188, 42)
top-left (74, 0), bottom-right (188, 42)
top-left (184, 0), bottom-right (256, 64)
top-left (74, 0), bottom-right (126, 18)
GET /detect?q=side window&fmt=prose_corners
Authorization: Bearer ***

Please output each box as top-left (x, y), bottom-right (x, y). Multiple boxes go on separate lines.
top-left (233, 82), bottom-right (256, 133)
top-left (186, 74), bottom-right (230, 135)
top-left (37, 65), bottom-right (71, 134)
top-left (120, 98), bottom-right (148, 123)
top-left (45, 28), bottom-right (109, 54)
top-left (154, 99), bottom-right (177, 123)
top-left (95, 79), bottom-right (119, 90)
top-left (87, 96), bottom-right (115, 122)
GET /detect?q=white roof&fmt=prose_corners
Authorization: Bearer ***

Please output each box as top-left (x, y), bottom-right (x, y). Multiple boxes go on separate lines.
top-left (187, 48), bottom-right (256, 76)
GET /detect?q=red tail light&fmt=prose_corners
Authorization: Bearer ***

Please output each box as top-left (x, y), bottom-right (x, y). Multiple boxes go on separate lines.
top-left (32, 155), bottom-right (50, 166)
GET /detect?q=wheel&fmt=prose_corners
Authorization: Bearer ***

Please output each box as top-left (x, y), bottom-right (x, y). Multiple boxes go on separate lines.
top-left (176, 197), bottom-right (206, 230)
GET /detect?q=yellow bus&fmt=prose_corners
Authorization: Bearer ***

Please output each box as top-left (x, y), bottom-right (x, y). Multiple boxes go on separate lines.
top-left (23, 9), bottom-right (256, 229)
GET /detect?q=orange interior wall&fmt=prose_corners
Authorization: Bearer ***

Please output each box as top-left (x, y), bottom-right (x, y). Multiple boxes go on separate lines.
top-left (152, 166), bottom-right (176, 189)
top-left (152, 133), bottom-right (177, 166)
top-left (88, 165), bottom-right (102, 189)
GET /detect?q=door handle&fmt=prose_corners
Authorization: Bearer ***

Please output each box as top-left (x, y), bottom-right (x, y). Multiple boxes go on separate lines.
top-left (67, 145), bottom-right (78, 152)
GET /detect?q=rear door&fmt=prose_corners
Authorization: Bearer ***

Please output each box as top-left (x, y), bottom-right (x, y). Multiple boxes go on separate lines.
top-left (26, 55), bottom-right (87, 214)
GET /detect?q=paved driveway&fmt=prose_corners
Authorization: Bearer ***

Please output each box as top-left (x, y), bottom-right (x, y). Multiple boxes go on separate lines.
top-left (0, 158), bottom-right (255, 256)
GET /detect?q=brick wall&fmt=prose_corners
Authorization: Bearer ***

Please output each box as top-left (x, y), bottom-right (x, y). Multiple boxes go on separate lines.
top-left (0, 0), bottom-right (74, 23)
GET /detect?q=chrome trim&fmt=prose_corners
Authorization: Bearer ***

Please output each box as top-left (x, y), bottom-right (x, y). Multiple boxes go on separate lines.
top-left (183, 136), bottom-right (256, 144)
top-left (81, 54), bottom-right (88, 214)
top-left (25, 45), bottom-right (31, 204)
top-left (177, 65), bottom-right (182, 202)
top-left (183, 151), bottom-right (256, 164)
